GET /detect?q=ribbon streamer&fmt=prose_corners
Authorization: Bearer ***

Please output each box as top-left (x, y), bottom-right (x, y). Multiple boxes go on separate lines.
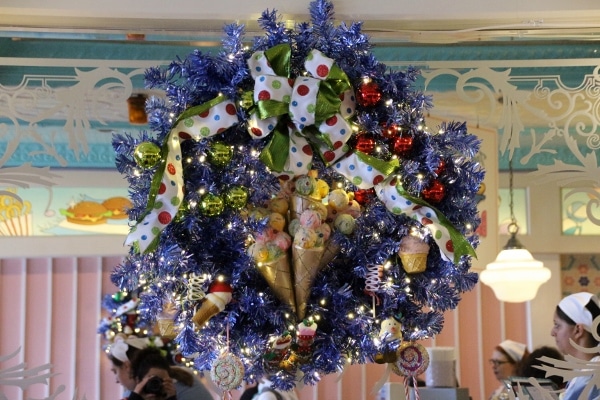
top-left (126, 95), bottom-right (239, 252)
top-left (375, 175), bottom-right (476, 264)
top-left (333, 151), bottom-right (399, 189)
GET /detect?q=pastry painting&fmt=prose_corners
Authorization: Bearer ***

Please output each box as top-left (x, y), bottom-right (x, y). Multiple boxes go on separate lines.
top-left (0, 187), bottom-right (130, 236)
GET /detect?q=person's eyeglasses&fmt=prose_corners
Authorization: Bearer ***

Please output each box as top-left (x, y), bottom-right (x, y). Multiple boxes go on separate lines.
top-left (488, 359), bottom-right (510, 366)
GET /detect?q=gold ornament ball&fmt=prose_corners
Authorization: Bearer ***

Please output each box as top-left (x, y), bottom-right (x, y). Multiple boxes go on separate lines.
top-left (133, 142), bottom-right (162, 169)
top-left (224, 186), bottom-right (249, 210)
top-left (200, 193), bottom-right (225, 216)
top-left (207, 141), bottom-right (233, 167)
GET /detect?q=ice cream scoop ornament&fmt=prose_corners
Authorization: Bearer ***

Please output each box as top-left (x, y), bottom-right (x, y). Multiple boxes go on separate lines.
top-left (192, 281), bottom-right (233, 328)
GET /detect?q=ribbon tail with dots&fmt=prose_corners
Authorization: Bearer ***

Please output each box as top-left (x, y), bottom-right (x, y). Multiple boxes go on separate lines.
top-left (126, 95), bottom-right (239, 253)
top-left (375, 174), bottom-right (476, 264)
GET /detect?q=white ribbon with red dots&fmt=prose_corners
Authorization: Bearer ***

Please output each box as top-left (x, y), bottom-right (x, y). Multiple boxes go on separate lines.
top-left (375, 175), bottom-right (455, 263)
top-left (126, 100), bottom-right (239, 252)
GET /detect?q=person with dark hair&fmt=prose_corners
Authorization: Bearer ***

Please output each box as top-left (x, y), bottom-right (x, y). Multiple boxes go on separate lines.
top-left (488, 339), bottom-right (529, 400)
top-left (551, 292), bottom-right (600, 399)
top-left (239, 384), bottom-right (259, 400)
top-left (128, 347), bottom-right (177, 400)
top-left (108, 337), bottom-right (214, 400)
top-left (517, 345), bottom-right (565, 388)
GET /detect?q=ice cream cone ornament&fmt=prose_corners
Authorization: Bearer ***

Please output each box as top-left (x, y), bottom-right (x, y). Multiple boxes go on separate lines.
top-left (192, 280), bottom-right (233, 329)
top-left (399, 233), bottom-right (430, 274)
top-left (250, 171), bottom-right (356, 320)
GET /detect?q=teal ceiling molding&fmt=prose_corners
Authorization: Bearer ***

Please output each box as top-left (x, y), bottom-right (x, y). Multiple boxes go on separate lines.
top-left (1, 35), bottom-right (600, 182)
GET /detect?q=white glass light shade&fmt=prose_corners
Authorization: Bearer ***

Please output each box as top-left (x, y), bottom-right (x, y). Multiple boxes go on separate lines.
top-left (480, 248), bottom-right (551, 302)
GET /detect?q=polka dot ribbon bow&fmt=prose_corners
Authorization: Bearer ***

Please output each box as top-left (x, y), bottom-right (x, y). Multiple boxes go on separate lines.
top-left (247, 43), bottom-right (356, 178)
top-left (376, 175), bottom-right (476, 264)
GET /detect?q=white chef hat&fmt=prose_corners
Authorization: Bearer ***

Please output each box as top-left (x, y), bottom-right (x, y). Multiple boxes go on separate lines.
top-left (110, 336), bottom-right (149, 362)
top-left (557, 292), bottom-right (599, 332)
top-left (498, 339), bottom-right (527, 363)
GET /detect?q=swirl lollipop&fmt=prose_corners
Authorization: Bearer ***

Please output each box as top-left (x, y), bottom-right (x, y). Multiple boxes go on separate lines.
top-left (392, 341), bottom-right (429, 376)
top-left (392, 342), bottom-right (430, 400)
top-left (210, 352), bottom-right (245, 391)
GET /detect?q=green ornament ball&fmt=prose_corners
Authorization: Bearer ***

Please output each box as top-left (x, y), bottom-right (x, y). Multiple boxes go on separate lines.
top-left (207, 141), bottom-right (233, 168)
top-left (200, 193), bottom-right (225, 217)
top-left (133, 142), bottom-right (162, 169)
top-left (225, 186), bottom-right (249, 210)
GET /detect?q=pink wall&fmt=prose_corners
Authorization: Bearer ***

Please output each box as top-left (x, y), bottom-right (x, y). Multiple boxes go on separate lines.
top-left (0, 255), bottom-right (526, 400)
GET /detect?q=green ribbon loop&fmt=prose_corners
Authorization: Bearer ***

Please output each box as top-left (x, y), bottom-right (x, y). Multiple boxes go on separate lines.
top-left (259, 126), bottom-right (291, 172)
top-left (176, 94), bottom-right (230, 123)
top-left (355, 151), bottom-right (400, 176)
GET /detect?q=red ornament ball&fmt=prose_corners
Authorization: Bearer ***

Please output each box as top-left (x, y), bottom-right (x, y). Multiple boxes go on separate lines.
top-left (357, 81), bottom-right (381, 107)
top-left (354, 188), bottom-right (375, 205)
top-left (391, 136), bottom-right (413, 156)
top-left (381, 123), bottom-right (399, 139)
top-left (355, 134), bottom-right (376, 154)
top-left (422, 180), bottom-right (446, 203)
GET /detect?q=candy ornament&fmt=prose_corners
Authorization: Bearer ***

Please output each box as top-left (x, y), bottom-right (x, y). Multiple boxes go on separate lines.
top-left (392, 342), bottom-right (430, 400)
top-left (392, 341), bottom-right (430, 377)
top-left (210, 352), bottom-right (245, 391)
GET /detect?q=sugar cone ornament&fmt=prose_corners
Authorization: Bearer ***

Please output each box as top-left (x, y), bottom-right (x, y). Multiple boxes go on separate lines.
top-left (256, 255), bottom-right (296, 311)
top-left (292, 245), bottom-right (326, 320)
top-left (192, 281), bottom-right (233, 329)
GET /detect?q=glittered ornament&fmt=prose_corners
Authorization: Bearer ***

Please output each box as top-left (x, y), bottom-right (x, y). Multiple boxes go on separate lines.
top-left (391, 135), bottom-right (413, 156)
top-left (357, 80), bottom-right (381, 107)
top-left (354, 188), bottom-right (375, 205)
top-left (133, 142), bottom-right (162, 169)
top-left (224, 186), bottom-right (249, 210)
top-left (422, 180), bottom-right (446, 203)
top-left (435, 159), bottom-right (446, 175)
top-left (200, 193), bottom-right (225, 216)
top-left (381, 123), bottom-right (399, 139)
top-left (355, 134), bottom-right (376, 154)
top-left (207, 141), bottom-right (233, 167)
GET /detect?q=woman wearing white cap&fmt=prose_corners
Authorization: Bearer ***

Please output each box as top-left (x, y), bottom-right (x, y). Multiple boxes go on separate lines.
top-left (488, 339), bottom-right (529, 400)
top-left (108, 336), bottom-right (215, 400)
top-left (551, 291), bottom-right (600, 400)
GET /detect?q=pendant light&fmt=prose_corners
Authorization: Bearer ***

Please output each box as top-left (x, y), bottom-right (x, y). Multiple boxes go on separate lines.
top-left (480, 135), bottom-right (551, 303)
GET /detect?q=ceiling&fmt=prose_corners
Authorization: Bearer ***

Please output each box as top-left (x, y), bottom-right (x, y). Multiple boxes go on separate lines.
top-left (2, 2), bottom-right (600, 185)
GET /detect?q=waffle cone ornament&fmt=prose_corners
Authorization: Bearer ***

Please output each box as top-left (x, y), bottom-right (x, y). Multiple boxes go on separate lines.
top-left (292, 245), bottom-right (326, 320)
top-left (256, 254), bottom-right (296, 311)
